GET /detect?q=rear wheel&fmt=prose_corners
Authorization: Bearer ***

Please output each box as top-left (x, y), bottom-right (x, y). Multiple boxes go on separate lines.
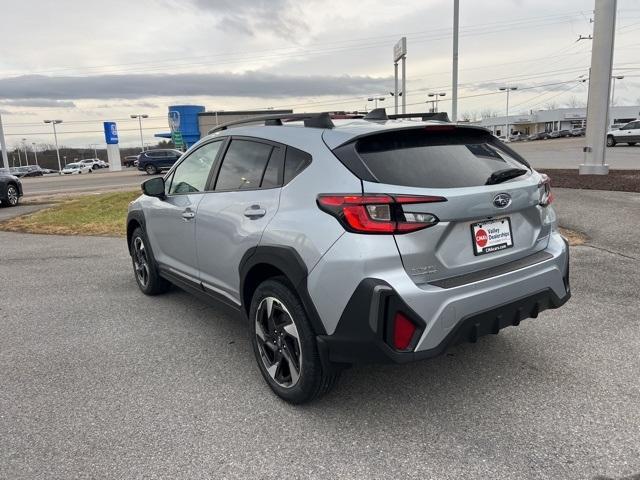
top-left (92, 164), bottom-right (99, 170)
top-left (628, 142), bottom-right (636, 146)
top-left (607, 135), bottom-right (616, 147)
top-left (250, 278), bottom-right (340, 404)
top-left (145, 164), bottom-right (158, 175)
top-left (130, 227), bottom-right (170, 295)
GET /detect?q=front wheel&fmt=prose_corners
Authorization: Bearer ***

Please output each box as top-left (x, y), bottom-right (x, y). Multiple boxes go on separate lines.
top-left (4, 184), bottom-right (19, 207)
top-left (628, 142), bottom-right (637, 146)
top-left (250, 278), bottom-right (340, 404)
top-left (130, 227), bottom-right (171, 295)
top-left (607, 135), bottom-right (616, 147)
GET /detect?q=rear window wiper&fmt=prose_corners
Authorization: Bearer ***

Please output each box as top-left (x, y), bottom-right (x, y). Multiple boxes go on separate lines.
top-left (485, 168), bottom-right (528, 185)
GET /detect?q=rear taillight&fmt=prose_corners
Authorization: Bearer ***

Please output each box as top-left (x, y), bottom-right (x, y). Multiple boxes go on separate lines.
top-left (317, 194), bottom-right (446, 234)
top-left (393, 312), bottom-right (417, 350)
top-left (538, 174), bottom-right (554, 207)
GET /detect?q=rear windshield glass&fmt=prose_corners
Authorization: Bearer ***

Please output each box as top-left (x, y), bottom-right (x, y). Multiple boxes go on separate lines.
top-left (355, 129), bottom-right (529, 188)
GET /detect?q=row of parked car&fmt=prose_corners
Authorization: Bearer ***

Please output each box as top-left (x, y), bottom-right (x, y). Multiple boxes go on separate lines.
top-left (498, 127), bottom-right (586, 143)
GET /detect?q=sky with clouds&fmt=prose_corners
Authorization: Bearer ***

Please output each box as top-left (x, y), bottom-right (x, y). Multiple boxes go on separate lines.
top-left (1, 0), bottom-right (639, 148)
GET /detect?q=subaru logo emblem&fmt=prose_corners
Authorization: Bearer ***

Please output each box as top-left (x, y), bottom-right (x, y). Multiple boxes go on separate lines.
top-left (493, 193), bottom-right (511, 208)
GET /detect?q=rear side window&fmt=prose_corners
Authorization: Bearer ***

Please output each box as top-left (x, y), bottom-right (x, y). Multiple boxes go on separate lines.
top-left (355, 129), bottom-right (529, 188)
top-left (284, 147), bottom-right (311, 184)
top-left (215, 139), bottom-right (273, 191)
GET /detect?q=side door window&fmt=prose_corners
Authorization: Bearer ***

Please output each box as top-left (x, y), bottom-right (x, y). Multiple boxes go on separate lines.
top-left (214, 139), bottom-right (275, 191)
top-left (168, 141), bottom-right (223, 195)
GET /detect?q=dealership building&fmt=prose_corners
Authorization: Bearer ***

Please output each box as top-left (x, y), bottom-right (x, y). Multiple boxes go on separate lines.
top-left (156, 106), bottom-right (293, 148)
top-left (472, 105), bottom-right (640, 137)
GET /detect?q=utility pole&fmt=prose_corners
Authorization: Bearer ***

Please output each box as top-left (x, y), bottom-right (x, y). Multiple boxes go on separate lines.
top-left (609, 75), bottom-right (624, 128)
top-left (0, 113), bottom-right (9, 170)
top-left (580, 0), bottom-right (616, 175)
top-left (394, 62), bottom-right (399, 114)
top-left (452, 0), bottom-right (459, 122)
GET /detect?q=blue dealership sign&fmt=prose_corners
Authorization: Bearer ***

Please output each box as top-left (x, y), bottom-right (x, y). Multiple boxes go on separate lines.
top-left (103, 122), bottom-right (119, 144)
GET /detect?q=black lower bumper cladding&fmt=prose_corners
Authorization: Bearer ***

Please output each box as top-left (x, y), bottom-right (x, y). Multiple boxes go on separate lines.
top-left (318, 278), bottom-right (571, 366)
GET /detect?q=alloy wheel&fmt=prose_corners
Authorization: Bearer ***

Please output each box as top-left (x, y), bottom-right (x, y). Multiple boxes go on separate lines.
top-left (7, 185), bottom-right (18, 206)
top-left (255, 297), bottom-right (302, 388)
top-left (132, 236), bottom-right (150, 287)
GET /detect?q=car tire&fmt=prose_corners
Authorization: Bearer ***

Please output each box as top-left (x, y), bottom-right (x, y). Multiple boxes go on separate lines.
top-left (249, 277), bottom-right (340, 404)
top-left (145, 164), bottom-right (158, 175)
top-left (130, 227), bottom-right (171, 295)
top-left (607, 135), bottom-right (616, 147)
top-left (628, 142), bottom-right (636, 146)
top-left (92, 165), bottom-right (98, 170)
top-left (3, 184), bottom-right (19, 207)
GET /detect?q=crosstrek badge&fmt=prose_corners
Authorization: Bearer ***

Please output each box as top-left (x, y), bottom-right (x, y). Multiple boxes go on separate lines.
top-left (471, 218), bottom-right (514, 256)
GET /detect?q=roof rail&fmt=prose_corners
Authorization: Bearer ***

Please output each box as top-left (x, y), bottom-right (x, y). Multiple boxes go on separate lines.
top-left (389, 112), bottom-right (450, 122)
top-left (207, 112), bottom-right (335, 135)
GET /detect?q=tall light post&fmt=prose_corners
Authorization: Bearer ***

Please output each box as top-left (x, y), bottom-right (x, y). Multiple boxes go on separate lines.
top-left (609, 75), bottom-right (624, 129)
top-left (130, 114), bottom-right (148, 153)
top-left (0, 112), bottom-right (9, 170)
top-left (427, 92), bottom-right (446, 113)
top-left (32, 143), bottom-right (38, 166)
top-left (499, 86), bottom-right (518, 140)
top-left (367, 96), bottom-right (386, 109)
top-left (44, 120), bottom-right (63, 174)
top-left (21, 138), bottom-right (28, 166)
top-left (89, 143), bottom-right (98, 159)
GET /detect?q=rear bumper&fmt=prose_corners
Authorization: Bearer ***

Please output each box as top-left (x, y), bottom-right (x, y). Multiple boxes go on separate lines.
top-left (317, 234), bottom-right (570, 365)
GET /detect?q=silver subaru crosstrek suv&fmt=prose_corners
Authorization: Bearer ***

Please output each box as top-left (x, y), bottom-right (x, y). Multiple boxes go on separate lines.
top-left (127, 111), bottom-right (570, 404)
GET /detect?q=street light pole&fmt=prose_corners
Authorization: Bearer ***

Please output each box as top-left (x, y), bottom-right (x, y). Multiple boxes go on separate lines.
top-left (609, 75), bottom-right (624, 129)
top-left (452, 0), bottom-right (459, 122)
top-left (427, 92), bottom-right (446, 113)
top-left (32, 143), bottom-right (38, 166)
top-left (21, 138), bottom-right (28, 166)
top-left (499, 86), bottom-right (517, 140)
top-left (367, 96), bottom-right (386, 109)
top-left (0, 112), bottom-right (9, 170)
top-left (130, 114), bottom-right (148, 152)
top-left (44, 120), bottom-right (63, 174)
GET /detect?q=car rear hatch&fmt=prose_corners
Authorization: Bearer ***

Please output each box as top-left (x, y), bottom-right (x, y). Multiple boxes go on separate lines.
top-left (330, 125), bottom-right (553, 285)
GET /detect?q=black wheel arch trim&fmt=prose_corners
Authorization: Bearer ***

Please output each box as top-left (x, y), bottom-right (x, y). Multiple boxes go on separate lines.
top-left (239, 245), bottom-right (327, 336)
top-left (126, 210), bottom-right (147, 255)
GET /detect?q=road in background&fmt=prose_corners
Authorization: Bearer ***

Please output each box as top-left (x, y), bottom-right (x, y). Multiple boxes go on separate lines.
top-left (1, 188), bottom-right (639, 479)
top-left (20, 169), bottom-right (146, 198)
top-left (511, 137), bottom-right (639, 169)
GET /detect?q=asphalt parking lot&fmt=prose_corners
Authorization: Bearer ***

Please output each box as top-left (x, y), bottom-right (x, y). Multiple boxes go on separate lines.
top-left (1, 188), bottom-right (639, 479)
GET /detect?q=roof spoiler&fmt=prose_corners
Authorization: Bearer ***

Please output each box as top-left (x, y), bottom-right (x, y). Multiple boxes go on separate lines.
top-left (363, 108), bottom-right (451, 123)
top-left (207, 112), bottom-right (334, 135)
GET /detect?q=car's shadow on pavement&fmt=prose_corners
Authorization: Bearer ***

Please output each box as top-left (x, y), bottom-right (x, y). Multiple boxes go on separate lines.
top-left (156, 279), bottom-right (563, 418)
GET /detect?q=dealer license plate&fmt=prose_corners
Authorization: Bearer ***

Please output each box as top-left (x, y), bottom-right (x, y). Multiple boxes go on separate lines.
top-left (471, 217), bottom-right (514, 256)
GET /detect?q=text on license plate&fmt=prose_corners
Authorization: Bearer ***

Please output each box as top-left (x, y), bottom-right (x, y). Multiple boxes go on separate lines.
top-left (471, 217), bottom-right (513, 256)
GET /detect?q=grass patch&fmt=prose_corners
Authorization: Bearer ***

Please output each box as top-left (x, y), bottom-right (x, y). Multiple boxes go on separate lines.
top-left (1, 190), bottom-right (140, 237)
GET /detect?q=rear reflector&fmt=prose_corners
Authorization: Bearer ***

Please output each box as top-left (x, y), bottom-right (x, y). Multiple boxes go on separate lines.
top-left (317, 194), bottom-right (445, 234)
top-left (393, 312), bottom-right (417, 350)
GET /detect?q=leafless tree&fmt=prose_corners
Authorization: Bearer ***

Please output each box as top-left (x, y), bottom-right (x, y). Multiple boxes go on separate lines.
top-left (480, 108), bottom-right (499, 119)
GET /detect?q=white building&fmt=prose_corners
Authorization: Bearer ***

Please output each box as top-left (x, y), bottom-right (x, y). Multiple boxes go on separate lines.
top-left (472, 106), bottom-right (640, 137)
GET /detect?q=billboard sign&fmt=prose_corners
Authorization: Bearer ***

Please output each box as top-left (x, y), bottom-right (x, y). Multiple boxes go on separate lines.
top-left (103, 122), bottom-right (119, 144)
top-left (168, 110), bottom-right (181, 133)
top-left (394, 37), bottom-right (407, 62)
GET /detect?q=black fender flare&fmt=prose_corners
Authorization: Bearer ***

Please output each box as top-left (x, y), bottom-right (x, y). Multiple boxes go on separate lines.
top-left (126, 210), bottom-right (147, 255)
top-left (239, 246), bottom-right (327, 336)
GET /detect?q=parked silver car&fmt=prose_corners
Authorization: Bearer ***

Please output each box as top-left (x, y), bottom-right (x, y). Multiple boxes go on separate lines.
top-left (127, 111), bottom-right (571, 403)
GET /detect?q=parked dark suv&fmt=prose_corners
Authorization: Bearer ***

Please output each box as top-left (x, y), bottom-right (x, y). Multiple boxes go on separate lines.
top-left (137, 149), bottom-right (183, 175)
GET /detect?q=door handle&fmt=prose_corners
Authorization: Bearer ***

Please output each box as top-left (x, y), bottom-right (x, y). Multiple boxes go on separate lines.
top-left (181, 208), bottom-right (196, 221)
top-left (244, 205), bottom-right (266, 218)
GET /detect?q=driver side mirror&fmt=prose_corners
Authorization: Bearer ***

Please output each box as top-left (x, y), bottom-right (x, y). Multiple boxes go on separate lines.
top-left (142, 177), bottom-right (165, 199)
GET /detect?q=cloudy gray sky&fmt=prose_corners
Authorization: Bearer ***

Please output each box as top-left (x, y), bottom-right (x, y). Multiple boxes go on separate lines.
top-left (1, 0), bottom-right (639, 147)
